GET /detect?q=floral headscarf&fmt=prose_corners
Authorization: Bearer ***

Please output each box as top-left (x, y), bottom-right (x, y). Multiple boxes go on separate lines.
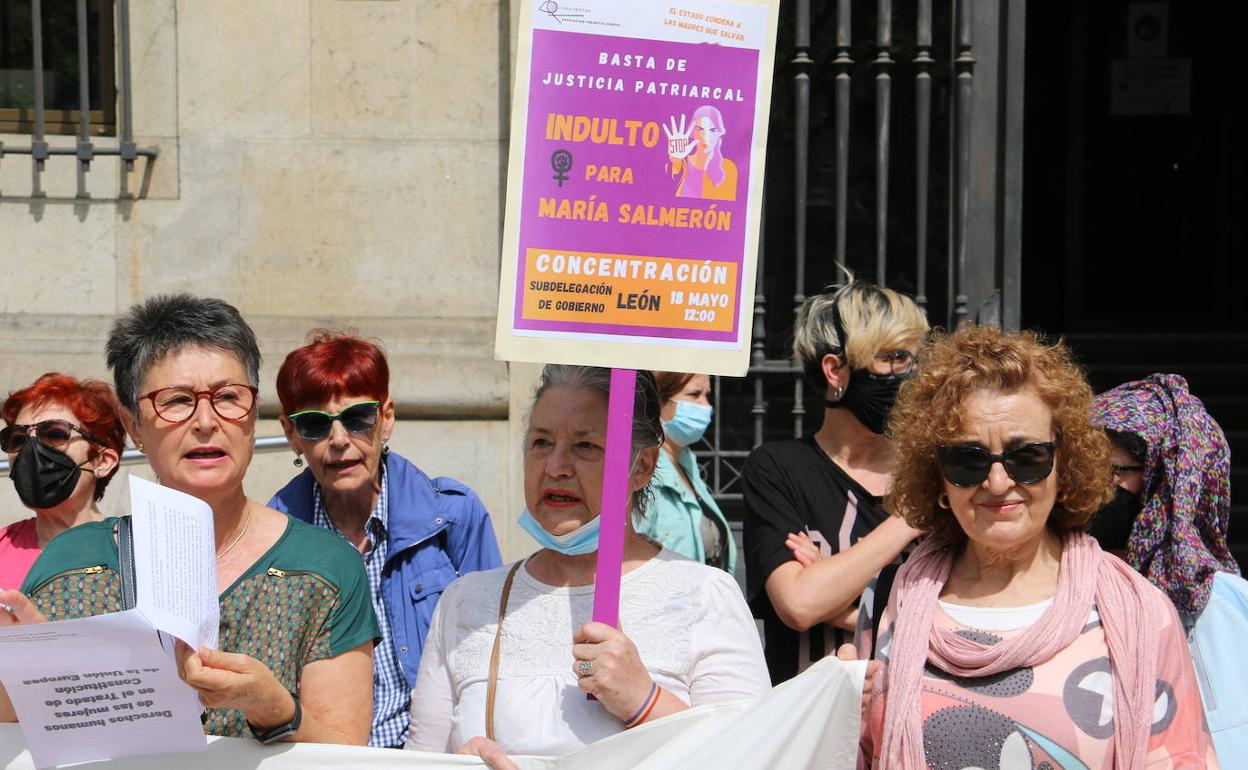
top-left (1091, 373), bottom-right (1239, 615)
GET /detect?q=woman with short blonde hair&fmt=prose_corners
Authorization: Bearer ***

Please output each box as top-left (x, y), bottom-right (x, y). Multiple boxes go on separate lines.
top-left (743, 278), bottom-right (929, 684)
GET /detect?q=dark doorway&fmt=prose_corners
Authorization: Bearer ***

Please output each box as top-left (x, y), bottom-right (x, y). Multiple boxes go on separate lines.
top-left (1023, 0), bottom-right (1246, 334)
top-left (1022, 0), bottom-right (1248, 565)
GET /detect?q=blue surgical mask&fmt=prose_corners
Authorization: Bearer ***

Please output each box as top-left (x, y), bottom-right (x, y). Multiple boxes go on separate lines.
top-left (663, 400), bottom-right (713, 446)
top-left (518, 508), bottom-right (600, 555)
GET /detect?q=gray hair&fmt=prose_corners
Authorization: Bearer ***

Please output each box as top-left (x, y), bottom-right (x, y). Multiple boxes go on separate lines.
top-left (530, 364), bottom-right (664, 516)
top-left (105, 294), bottom-right (262, 414)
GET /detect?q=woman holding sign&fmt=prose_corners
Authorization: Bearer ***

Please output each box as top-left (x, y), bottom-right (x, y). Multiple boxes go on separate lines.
top-left (0, 294), bottom-right (378, 745)
top-left (406, 365), bottom-right (769, 765)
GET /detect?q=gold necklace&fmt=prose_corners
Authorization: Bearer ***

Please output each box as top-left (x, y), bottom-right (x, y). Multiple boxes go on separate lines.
top-left (216, 506), bottom-right (253, 560)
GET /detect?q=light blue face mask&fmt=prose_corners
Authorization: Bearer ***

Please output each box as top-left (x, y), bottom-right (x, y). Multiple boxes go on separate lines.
top-left (662, 400), bottom-right (713, 446)
top-left (518, 508), bottom-right (601, 555)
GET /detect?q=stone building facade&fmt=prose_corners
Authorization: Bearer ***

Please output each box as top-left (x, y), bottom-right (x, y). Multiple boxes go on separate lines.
top-left (0, 0), bottom-right (537, 559)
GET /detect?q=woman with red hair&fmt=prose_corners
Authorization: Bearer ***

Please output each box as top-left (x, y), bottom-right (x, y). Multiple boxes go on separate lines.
top-left (269, 331), bottom-right (502, 748)
top-left (1, 373), bottom-right (125, 589)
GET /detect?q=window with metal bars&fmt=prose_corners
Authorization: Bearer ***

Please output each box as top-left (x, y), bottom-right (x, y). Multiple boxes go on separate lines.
top-left (0, 0), bottom-right (115, 136)
top-left (0, 0), bottom-right (154, 195)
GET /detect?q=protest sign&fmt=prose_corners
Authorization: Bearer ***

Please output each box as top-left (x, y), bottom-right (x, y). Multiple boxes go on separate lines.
top-left (129, 476), bottom-right (219, 650)
top-left (1, 656), bottom-right (866, 770)
top-left (495, 0), bottom-right (779, 377)
top-left (494, 0), bottom-right (779, 631)
top-left (0, 611), bottom-right (205, 768)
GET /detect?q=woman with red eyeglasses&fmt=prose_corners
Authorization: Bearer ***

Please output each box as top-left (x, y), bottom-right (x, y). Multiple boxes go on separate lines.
top-left (0, 295), bottom-right (378, 746)
top-left (0, 374), bottom-right (125, 590)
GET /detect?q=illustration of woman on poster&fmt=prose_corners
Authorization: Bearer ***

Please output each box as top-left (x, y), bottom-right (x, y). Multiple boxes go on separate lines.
top-left (665, 105), bottom-right (738, 201)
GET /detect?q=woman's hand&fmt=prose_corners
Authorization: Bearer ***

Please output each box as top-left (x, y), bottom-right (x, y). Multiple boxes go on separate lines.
top-left (785, 536), bottom-right (856, 630)
top-left (175, 642), bottom-right (293, 729)
top-left (175, 640), bottom-right (372, 744)
top-left (882, 513), bottom-right (926, 545)
top-left (0, 590), bottom-right (47, 627)
top-left (0, 591), bottom-right (47, 722)
top-left (455, 736), bottom-right (518, 770)
top-left (836, 643), bottom-right (879, 715)
top-left (664, 115), bottom-right (696, 163)
top-left (785, 531), bottom-right (823, 567)
top-left (571, 621), bottom-right (654, 722)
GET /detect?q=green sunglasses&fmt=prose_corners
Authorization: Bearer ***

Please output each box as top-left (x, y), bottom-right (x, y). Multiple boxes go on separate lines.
top-left (288, 401), bottom-right (381, 441)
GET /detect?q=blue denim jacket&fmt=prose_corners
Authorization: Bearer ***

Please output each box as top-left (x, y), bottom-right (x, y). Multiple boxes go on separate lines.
top-left (269, 451), bottom-right (502, 687)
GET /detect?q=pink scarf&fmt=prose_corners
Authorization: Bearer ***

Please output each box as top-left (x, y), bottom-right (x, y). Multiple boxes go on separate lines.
top-left (878, 531), bottom-right (1161, 768)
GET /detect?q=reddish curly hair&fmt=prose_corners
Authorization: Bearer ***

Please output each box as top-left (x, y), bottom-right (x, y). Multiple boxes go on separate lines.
top-left (276, 330), bottom-right (390, 415)
top-left (2, 373), bottom-right (127, 501)
top-left (886, 325), bottom-right (1115, 546)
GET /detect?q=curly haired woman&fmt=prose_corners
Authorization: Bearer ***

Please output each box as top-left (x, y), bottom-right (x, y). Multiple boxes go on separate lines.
top-left (861, 325), bottom-right (1218, 769)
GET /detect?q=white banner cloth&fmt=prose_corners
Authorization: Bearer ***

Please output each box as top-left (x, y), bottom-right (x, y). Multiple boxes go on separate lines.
top-left (1, 656), bottom-right (864, 769)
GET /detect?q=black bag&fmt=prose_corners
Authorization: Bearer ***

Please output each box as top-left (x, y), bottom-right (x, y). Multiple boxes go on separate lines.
top-left (116, 515), bottom-right (138, 611)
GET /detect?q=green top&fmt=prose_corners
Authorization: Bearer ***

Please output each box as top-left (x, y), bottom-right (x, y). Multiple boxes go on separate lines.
top-left (639, 446), bottom-right (738, 575)
top-left (22, 516), bottom-right (380, 737)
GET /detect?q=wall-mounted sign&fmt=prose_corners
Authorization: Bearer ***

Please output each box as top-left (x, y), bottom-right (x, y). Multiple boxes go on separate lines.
top-left (1110, 58), bottom-right (1191, 116)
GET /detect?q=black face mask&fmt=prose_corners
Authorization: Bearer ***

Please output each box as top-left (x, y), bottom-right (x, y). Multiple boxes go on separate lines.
top-left (9, 437), bottom-right (89, 510)
top-left (826, 370), bottom-right (908, 435)
top-left (1088, 486), bottom-right (1142, 553)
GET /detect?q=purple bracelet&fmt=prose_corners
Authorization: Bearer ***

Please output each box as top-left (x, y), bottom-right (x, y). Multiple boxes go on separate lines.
top-left (624, 681), bottom-right (659, 727)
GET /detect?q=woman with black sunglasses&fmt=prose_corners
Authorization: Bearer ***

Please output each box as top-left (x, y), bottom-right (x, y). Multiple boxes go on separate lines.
top-left (858, 324), bottom-right (1218, 769)
top-left (268, 330), bottom-right (502, 749)
top-left (0, 374), bottom-right (125, 590)
top-left (0, 295), bottom-right (379, 746)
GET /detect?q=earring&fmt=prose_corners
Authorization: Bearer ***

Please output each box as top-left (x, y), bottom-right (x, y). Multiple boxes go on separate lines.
top-left (293, 455), bottom-right (304, 468)
top-left (381, 437), bottom-right (390, 456)
top-left (938, 493), bottom-right (951, 509)
top-left (830, 386), bottom-right (844, 401)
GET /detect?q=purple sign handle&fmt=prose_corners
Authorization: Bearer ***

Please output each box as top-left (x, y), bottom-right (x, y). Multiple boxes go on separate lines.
top-left (591, 368), bottom-right (637, 630)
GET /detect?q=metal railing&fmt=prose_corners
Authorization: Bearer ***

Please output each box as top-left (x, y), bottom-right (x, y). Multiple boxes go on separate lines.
top-left (702, 0), bottom-right (1025, 505)
top-left (0, 436), bottom-right (290, 475)
top-left (0, 0), bottom-right (157, 196)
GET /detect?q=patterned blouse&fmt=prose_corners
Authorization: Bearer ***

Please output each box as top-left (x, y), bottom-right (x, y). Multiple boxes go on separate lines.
top-left (862, 598), bottom-right (1219, 769)
top-left (21, 517), bottom-right (379, 737)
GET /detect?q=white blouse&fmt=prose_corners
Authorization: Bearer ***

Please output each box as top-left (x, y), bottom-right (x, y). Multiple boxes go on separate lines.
top-left (406, 549), bottom-right (770, 756)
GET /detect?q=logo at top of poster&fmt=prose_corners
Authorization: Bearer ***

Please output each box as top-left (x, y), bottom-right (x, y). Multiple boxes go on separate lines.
top-left (663, 107), bottom-right (738, 201)
top-left (538, 1), bottom-right (592, 25)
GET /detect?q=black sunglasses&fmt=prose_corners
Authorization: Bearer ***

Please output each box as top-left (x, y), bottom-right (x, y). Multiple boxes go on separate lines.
top-left (938, 441), bottom-right (1058, 488)
top-left (1, 419), bottom-right (104, 453)
top-left (287, 401), bottom-right (381, 441)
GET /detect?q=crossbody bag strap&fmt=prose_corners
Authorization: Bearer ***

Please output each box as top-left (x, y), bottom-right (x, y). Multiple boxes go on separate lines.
top-left (117, 516), bottom-right (138, 611)
top-left (870, 562), bottom-right (899, 661)
top-left (485, 560), bottom-right (525, 742)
